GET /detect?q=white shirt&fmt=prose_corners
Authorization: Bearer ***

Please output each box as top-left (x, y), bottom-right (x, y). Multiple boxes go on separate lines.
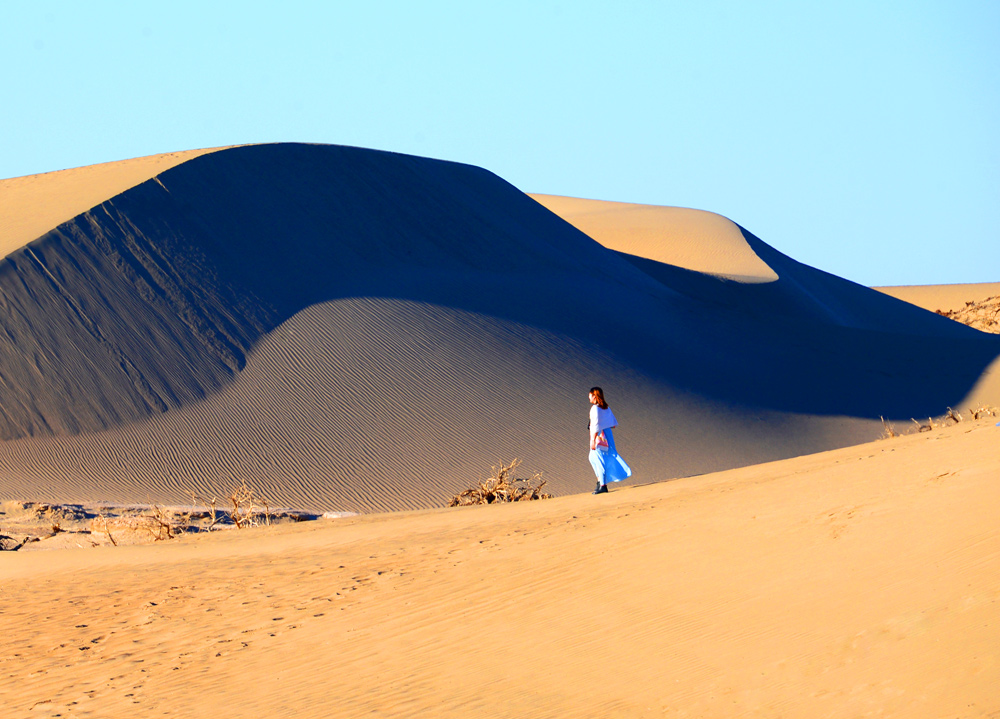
top-left (589, 405), bottom-right (618, 434)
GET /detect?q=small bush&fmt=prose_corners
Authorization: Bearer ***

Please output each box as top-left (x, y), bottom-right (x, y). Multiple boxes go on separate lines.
top-left (880, 405), bottom-right (999, 439)
top-left (186, 480), bottom-right (272, 528)
top-left (450, 459), bottom-right (551, 506)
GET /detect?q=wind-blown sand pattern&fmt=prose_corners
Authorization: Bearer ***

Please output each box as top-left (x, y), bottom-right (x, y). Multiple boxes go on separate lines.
top-left (0, 144), bottom-right (998, 513)
top-left (1, 419), bottom-right (997, 717)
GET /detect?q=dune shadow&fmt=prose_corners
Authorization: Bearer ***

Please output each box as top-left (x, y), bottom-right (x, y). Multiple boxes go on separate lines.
top-left (0, 143), bottom-right (997, 441)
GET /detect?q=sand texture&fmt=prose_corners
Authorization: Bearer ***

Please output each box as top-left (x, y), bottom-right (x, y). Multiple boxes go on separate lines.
top-left (0, 144), bottom-right (998, 513)
top-left (1, 418), bottom-right (997, 717)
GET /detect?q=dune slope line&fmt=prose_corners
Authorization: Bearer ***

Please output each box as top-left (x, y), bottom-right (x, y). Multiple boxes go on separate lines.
top-left (0, 144), bottom-right (997, 511)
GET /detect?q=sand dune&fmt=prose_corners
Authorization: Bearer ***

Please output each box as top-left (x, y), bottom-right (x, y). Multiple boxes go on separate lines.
top-left (0, 144), bottom-right (998, 513)
top-left (2, 418), bottom-right (997, 717)
top-left (875, 282), bottom-right (1000, 314)
top-left (529, 194), bottom-right (779, 283)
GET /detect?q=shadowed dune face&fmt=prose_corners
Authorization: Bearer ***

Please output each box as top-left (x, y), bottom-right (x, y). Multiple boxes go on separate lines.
top-left (0, 143), bottom-right (997, 511)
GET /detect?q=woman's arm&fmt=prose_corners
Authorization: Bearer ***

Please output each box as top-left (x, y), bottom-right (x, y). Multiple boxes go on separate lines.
top-left (589, 405), bottom-right (599, 450)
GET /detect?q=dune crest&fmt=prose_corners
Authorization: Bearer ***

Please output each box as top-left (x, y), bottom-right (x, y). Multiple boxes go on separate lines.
top-left (530, 193), bottom-right (778, 283)
top-left (0, 146), bottom-right (227, 259)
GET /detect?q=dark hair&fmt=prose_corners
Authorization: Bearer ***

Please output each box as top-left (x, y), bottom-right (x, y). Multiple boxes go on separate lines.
top-left (589, 386), bottom-right (608, 410)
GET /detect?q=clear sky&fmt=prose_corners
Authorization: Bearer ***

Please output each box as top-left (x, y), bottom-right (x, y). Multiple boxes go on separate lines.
top-left (2, 1), bottom-right (997, 286)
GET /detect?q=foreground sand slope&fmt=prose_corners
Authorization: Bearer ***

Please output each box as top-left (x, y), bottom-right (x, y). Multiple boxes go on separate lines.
top-left (0, 146), bottom-right (997, 512)
top-left (2, 419), bottom-right (997, 718)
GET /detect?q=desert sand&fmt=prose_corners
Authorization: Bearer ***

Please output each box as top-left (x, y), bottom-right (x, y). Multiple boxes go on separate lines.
top-left (875, 284), bottom-right (1000, 335)
top-left (1, 144), bottom-right (999, 717)
top-left (2, 417), bottom-right (997, 717)
top-left (875, 282), bottom-right (1000, 315)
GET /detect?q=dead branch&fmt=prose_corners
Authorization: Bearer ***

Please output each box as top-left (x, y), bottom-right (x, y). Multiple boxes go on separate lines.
top-left (450, 459), bottom-right (552, 506)
top-left (148, 503), bottom-right (175, 541)
top-left (879, 416), bottom-right (898, 439)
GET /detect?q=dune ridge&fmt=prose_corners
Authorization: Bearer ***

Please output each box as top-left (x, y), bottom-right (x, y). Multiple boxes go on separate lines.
top-left (0, 144), bottom-right (998, 513)
top-left (530, 193), bottom-right (779, 283)
top-left (0, 146), bottom-right (227, 259)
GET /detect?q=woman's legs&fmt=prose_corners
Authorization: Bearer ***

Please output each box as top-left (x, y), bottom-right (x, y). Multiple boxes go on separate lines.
top-left (589, 448), bottom-right (609, 493)
top-left (589, 449), bottom-right (606, 484)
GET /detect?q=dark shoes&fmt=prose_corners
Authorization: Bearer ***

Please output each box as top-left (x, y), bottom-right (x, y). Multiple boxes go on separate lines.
top-left (592, 483), bottom-right (608, 495)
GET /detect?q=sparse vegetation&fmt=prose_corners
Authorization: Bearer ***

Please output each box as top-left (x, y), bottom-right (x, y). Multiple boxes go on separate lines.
top-left (91, 514), bottom-right (173, 544)
top-left (450, 459), bottom-right (551, 506)
top-left (934, 296), bottom-right (1000, 334)
top-left (226, 480), bottom-right (272, 528)
top-left (968, 405), bottom-right (999, 420)
top-left (0, 534), bottom-right (31, 551)
top-left (880, 405), bottom-right (998, 439)
top-left (0, 480), bottom-right (316, 550)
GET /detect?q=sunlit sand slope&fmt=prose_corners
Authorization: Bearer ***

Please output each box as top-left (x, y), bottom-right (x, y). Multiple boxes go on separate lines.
top-left (2, 420), bottom-right (997, 718)
top-left (530, 193), bottom-right (778, 282)
top-left (0, 147), bottom-right (226, 259)
top-left (875, 282), bottom-right (1000, 314)
top-left (0, 145), bottom-right (997, 512)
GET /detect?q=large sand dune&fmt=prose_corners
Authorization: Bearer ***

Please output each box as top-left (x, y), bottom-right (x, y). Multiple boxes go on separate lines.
top-left (0, 144), bottom-right (998, 513)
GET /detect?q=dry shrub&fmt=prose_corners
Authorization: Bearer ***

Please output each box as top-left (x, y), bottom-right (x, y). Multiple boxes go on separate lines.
top-left (185, 490), bottom-right (221, 529)
top-left (968, 405), bottom-right (999, 420)
top-left (882, 405), bottom-right (999, 438)
top-left (185, 481), bottom-right (272, 529)
top-left (450, 459), bottom-right (551, 507)
top-left (228, 480), bottom-right (272, 528)
top-left (911, 416), bottom-right (936, 433)
top-left (934, 295), bottom-right (1000, 334)
top-left (879, 416), bottom-right (898, 439)
top-left (0, 535), bottom-right (31, 551)
top-left (91, 514), bottom-right (173, 544)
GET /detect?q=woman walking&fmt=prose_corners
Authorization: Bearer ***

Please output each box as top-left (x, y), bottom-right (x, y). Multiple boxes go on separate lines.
top-left (588, 386), bottom-right (632, 494)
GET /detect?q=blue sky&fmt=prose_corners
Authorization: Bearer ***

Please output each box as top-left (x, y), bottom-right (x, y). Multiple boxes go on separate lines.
top-left (2, 1), bottom-right (997, 286)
